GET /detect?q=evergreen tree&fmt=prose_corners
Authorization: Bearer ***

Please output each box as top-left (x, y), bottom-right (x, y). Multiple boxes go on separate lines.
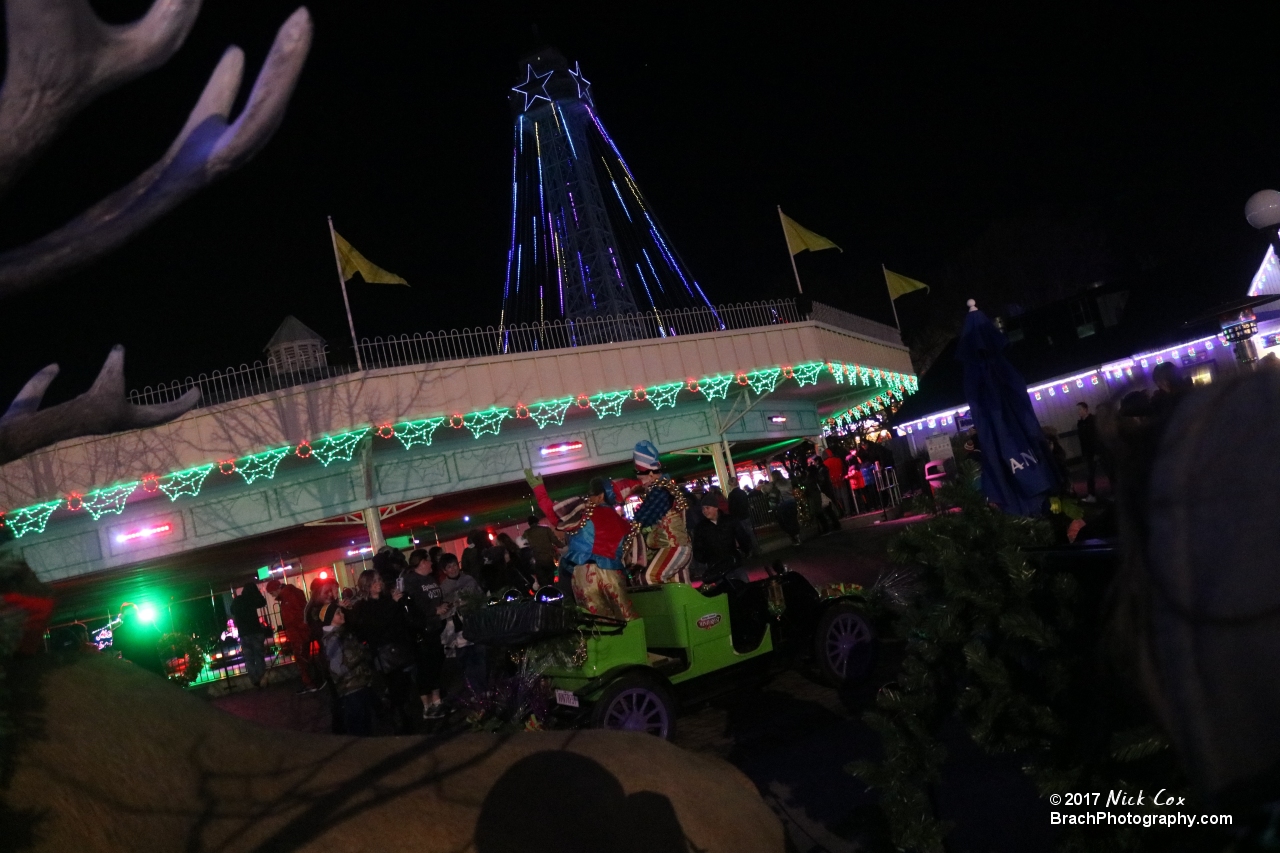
top-left (850, 462), bottom-right (1192, 852)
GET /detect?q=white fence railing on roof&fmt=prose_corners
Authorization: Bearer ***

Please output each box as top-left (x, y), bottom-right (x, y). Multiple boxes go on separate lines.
top-left (808, 302), bottom-right (903, 345)
top-left (127, 298), bottom-right (898, 410)
top-left (355, 300), bottom-right (800, 369)
top-left (127, 354), bottom-right (355, 408)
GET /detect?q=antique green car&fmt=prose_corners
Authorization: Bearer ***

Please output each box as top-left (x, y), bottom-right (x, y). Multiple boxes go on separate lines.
top-left (473, 565), bottom-right (876, 739)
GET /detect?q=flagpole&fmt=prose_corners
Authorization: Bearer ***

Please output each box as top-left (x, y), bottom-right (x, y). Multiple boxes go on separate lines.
top-left (778, 205), bottom-right (804, 295)
top-left (882, 263), bottom-right (901, 331)
top-left (328, 216), bottom-right (364, 371)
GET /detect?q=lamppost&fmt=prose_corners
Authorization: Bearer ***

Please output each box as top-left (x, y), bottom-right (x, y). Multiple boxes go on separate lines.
top-left (1236, 189), bottom-right (1280, 365)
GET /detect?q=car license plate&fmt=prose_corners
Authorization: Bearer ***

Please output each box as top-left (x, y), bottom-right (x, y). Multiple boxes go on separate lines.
top-left (554, 689), bottom-right (580, 708)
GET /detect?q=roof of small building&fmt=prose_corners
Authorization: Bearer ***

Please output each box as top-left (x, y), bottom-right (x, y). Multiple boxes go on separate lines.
top-left (265, 315), bottom-right (325, 350)
top-left (894, 251), bottom-right (1251, 422)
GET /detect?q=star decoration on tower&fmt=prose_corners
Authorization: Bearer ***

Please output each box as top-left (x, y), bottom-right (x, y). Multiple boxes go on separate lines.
top-left (511, 63), bottom-right (554, 111)
top-left (567, 61), bottom-right (592, 103)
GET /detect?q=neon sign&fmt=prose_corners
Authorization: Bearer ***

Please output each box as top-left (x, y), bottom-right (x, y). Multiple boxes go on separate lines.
top-left (114, 523), bottom-right (172, 544)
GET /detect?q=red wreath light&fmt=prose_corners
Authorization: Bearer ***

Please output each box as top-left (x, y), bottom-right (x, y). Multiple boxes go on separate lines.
top-left (449, 414), bottom-right (465, 429)
top-left (735, 371), bottom-right (749, 386)
top-left (376, 423), bottom-right (396, 439)
top-left (632, 387), bottom-right (647, 402)
top-left (781, 365), bottom-right (794, 379)
top-left (514, 404), bottom-right (530, 419)
top-left (576, 394), bottom-right (590, 409)
top-left (295, 440), bottom-right (312, 459)
top-left (685, 377), bottom-right (699, 392)
top-left (66, 493), bottom-right (83, 511)
top-left (141, 475), bottom-right (160, 494)
top-left (218, 459), bottom-right (237, 475)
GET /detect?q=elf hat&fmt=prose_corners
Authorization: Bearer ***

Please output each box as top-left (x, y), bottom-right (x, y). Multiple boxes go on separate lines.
top-left (633, 440), bottom-right (662, 473)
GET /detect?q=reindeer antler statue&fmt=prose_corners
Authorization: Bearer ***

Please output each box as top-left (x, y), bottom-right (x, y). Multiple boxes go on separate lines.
top-left (0, 0), bottom-right (312, 466)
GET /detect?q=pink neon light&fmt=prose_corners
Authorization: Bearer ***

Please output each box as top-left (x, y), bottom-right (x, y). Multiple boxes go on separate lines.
top-left (115, 523), bottom-right (172, 544)
top-left (540, 440), bottom-right (584, 457)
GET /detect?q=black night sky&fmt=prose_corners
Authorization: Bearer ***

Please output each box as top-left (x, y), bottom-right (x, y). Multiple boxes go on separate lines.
top-left (2, 3), bottom-right (1278, 404)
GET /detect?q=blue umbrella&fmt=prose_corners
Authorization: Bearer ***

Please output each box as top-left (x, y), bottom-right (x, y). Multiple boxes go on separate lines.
top-left (956, 299), bottom-right (1055, 515)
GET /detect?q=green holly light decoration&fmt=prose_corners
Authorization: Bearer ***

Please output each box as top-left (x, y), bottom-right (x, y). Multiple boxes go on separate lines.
top-left (528, 397), bottom-right (573, 429)
top-left (396, 417), bottom-right (444, 449)
top-left (646, 382), bottom-right (682, 410)
top-left (746, 367), bottom-right (782, 395)
top-left (1, 355), bottom-right (917, 538)
top-left (312, 428), bottom-right (369, 467)
top-left (237, 447), bottom-right (292, 485)
top-left (82, 482), bottom-right (139, 521)
top-left (588, 391), bottom-right (629, 419)
top-left (793, 362), bottom-right (823, 387)
top-left (3, 500), bottom-right (61, 539)
top-left (699, 374), bottom-right (733, 401)
top-left (158, 465), bottom-right (214, 502)
top-left (463, 407), bottom-right (510, 438)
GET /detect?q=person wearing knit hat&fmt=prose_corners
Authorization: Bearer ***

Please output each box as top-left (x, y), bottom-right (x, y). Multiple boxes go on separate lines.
top-left (613, 440), bottom-right (693, 585)
top-left (633, 439), bottom-right (662, 473)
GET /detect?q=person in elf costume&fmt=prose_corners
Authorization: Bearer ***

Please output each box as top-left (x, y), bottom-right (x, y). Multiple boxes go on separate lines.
top-left (612, 440), bottom-right (693, 585)
top-left (523, 469), bottom-right (640, 621)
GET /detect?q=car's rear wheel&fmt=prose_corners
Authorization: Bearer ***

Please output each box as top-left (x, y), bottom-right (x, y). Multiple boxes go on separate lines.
top-left (590, 674), bottom-right (676, 740)
top-left (815, 602), bottom-right (875, 685)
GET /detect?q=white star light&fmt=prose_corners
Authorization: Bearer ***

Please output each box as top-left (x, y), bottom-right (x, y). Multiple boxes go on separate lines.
top-left (511, 64), bottom-right (554, 111)
top-left (568, 61), bottom-right (592, 103)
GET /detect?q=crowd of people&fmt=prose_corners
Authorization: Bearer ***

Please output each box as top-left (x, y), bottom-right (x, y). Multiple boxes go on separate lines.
top-left (166, 436), bottom-right (900, 733)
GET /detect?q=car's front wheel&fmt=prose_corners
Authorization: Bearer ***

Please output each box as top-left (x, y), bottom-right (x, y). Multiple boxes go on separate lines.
top-left (590, 674), bottom-right (676, 740)
top-left (815, 602), bottom-right (875, 685)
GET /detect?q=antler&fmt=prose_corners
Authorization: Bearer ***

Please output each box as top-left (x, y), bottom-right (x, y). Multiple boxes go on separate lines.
top-left (0, 347), bottom-right (200, 466)
top-left (0, 0), bottom-right (202, 196)
top-left (0, 2), bottom-right (313, 297)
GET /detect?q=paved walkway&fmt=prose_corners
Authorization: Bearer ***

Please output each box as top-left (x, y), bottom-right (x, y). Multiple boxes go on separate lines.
top-left (203, 515), bottom-right (932, 850)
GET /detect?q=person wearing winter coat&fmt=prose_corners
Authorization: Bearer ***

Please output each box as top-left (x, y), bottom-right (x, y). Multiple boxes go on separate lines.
top-left (346, 570), bottom-right (418, 732)
top-left (401, 551), bottom-right (448, 720)
top-left (230, 580), bottom-right (270, 687)
top-left (321, 605), bottom-right (374, 736)
top-left (437, 552), bottom-right (486, 691)
top-left (267, 580), bottom-right (321, 693)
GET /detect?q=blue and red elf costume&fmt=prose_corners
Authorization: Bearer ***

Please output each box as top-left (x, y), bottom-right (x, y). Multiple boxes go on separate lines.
top-left (611, 440), bottom-right (693, 585)
top-left (524, 469), bottom-right (639, 621)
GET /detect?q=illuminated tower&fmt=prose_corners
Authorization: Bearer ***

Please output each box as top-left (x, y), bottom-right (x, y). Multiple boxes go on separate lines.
top-left (500, 49), bottom-right (716, 331)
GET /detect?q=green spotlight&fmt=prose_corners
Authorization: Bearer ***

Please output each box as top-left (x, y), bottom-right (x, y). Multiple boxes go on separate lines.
top-left (138, 604), bottom-right (157, 623)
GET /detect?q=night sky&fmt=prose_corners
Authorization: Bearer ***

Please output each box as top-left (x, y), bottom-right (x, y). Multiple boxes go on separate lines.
top-left (2, 3), bottom-right (1278, 405)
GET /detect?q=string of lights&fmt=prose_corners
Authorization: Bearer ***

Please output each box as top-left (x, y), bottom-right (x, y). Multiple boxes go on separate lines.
top-left (502, 51), bottom-right (718, 328)
top-left (0, 360), bottom-right (915, 538)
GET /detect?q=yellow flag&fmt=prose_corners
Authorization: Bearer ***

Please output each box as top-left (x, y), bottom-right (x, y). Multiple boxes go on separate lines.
top-left (779, 210), bottom-right (842, 255)
top-left (333, 230), bottom-right (408, 286)
top-left (884, 268), bottom-right (929, 300)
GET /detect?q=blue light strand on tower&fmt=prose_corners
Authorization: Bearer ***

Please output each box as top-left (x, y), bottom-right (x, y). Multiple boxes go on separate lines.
top-left (501, 49), bottom-right (716, 333)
